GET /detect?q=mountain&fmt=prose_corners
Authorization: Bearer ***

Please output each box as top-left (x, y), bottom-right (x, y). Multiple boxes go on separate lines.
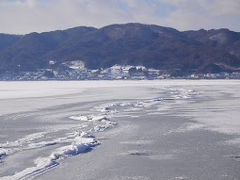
top-left (0, 23), bottom-right (240, 76)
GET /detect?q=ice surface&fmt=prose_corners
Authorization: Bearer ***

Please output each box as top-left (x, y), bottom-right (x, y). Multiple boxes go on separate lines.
top-left (1, 80), bottom-right (240, 179)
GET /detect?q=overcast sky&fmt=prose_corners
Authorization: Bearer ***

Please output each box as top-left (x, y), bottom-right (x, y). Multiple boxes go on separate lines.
top-left (1, 0), bottom-right (240, 34)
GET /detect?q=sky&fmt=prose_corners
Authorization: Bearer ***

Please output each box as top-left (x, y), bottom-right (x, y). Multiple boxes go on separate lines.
top-left (0, 0), bottom-right (240, 34)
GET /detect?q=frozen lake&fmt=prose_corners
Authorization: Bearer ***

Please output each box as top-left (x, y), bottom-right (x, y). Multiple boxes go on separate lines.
top-left (0, 80), bottom-right (240, 180)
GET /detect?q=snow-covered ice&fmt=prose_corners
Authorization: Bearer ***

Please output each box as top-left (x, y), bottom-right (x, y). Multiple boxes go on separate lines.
top-left (1, 80), bottom-right (240, 179)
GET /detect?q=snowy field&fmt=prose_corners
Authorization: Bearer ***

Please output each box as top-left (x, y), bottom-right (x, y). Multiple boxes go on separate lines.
top-left (0, 80), bottom-right (240, 180)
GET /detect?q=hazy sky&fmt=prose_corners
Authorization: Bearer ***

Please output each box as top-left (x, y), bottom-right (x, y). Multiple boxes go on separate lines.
top-left (1, 0), bottom-right (240, 34)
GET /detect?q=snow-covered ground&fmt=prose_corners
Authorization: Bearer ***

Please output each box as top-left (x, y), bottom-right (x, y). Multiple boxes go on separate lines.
top-left (0, 80), bottom-right (240, 180)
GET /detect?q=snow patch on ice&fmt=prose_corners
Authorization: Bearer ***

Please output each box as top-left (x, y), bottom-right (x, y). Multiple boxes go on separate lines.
top-left (93, 121), bottom-right (117, 132)
top-left (0, 132), bottom-right (46, 148)
top-left (50, 135), bottom-right (98, 160)
top-left (169, 177), bottom-right (192, 180)
top-left (0, 132), bottom-right (50, 160)
top-left (95, 88), bottom-right (198, 117)
top-left (69, 114), bottom-right (108, 122)
top-left (1, 133), bottom-right (99, 180)
top-left (102, 176), bottom-right (152, 180)
top-left (120, 140), bottom-right (153, 145)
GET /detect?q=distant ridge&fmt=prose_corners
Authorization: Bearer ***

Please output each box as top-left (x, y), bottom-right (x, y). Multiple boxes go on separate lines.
top-left (0, 23), bottom-right (240, 75)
